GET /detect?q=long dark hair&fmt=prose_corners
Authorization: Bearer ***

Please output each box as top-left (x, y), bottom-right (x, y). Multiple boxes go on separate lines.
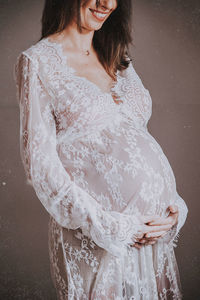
top-left (39, 0), bottom-right (133, 79)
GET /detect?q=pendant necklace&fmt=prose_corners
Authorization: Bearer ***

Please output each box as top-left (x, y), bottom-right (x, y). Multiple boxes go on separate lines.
top-left (85, 50), bottom-right (90, 56)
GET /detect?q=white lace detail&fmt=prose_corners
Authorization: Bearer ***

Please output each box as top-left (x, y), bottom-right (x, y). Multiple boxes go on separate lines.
top-left (14, 37), bottom-right (188, 299)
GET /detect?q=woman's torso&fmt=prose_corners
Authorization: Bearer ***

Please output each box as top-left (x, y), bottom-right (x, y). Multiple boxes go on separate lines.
top-left (24, 37), bottom-right (177, 219)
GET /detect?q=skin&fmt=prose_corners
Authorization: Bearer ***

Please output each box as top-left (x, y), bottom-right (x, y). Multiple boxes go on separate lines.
top-left (48, 0), bottom-right (179, 248)
top-left (49, 0), bottom-right (118, 93)
top-left (133, 205), bottom-right (179, 249)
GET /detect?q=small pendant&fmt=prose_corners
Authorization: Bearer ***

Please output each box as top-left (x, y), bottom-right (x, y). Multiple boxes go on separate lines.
top-left (85, 50), bottom-right (90, 56)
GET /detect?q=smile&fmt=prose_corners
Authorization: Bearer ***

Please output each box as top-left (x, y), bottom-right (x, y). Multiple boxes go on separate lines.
top-left (89, 9), bottom-right (109, 21)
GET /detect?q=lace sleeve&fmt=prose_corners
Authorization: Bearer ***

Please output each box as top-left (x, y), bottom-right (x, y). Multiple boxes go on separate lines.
top-left (114, 60), bottom-right (152, 127)
top-left (13, 53), bottom-right (146, 258)
top-left (162, 191), bottom-right (188, 247)
top-left (174, 192), bottom-right (188, 234)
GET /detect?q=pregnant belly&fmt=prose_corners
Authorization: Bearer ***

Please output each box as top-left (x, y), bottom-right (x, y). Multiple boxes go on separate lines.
top-left (59, 125), bottom-right (177, 217)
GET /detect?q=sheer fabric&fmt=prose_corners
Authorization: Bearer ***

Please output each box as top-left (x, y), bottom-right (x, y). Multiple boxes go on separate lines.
top-left (14, 38), bottom-right (188, 299)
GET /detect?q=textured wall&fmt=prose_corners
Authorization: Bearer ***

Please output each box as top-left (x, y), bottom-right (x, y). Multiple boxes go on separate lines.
top-left (0, 0), bottom-right (199, 299)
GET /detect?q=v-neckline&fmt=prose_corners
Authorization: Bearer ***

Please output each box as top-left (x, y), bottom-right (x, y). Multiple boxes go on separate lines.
top-left (43, 37), bottom-right (123, 105)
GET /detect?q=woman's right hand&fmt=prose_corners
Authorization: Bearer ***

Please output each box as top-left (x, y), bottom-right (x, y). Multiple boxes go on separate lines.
top-left (131, 215), bottom-right (173, 249)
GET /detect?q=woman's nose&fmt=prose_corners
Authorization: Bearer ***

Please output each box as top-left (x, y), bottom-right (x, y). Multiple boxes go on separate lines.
top-left (99, 0), bottom-right (117, 11)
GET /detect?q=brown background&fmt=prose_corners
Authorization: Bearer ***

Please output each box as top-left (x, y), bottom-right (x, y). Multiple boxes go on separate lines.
top-left (0, 0), bottom-right (200, 299)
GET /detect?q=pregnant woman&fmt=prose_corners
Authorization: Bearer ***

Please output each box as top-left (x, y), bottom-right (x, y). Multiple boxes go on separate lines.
top-left (14, 0), bottom-right (188, 299)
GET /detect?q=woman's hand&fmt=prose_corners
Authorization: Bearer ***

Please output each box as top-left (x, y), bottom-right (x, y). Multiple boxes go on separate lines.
top-left (132, 205), bottom-right (179, 249)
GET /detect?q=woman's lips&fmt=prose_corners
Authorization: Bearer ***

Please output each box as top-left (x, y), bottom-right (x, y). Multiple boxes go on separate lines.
top-left (89, 8), bottom-right (109, 22)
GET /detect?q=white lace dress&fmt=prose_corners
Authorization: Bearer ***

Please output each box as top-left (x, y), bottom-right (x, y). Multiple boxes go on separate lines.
top-left (14, 37), bottom-right (188, 300)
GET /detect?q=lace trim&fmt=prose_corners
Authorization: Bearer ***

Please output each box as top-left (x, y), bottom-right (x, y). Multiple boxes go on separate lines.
top-left (43, 37), bottom-right (123, 105)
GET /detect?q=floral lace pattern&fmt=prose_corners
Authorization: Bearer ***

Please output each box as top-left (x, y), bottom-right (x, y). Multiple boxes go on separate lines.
top-left (14, 37), bottom-right (188, 299)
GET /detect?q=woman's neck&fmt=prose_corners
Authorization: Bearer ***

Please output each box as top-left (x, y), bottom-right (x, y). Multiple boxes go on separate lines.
top-left (59, 22), bottom-right (94, 53)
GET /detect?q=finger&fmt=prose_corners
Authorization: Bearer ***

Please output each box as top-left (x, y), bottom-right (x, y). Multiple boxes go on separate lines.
top-left (148, 216), bottom-right (175, 226)
top-left (149, 213), bottom-right (178, 227)
top-left (136, 244), bottom-right (143, 249)
top-left (144, 224), bottom-right (172, 233)
top-left (138, 239), bottom-right (146, 244)
top-left (140, 239), bottom-right (158, 246)
top-left (169, 205), bottom-right (178, 213)
top-left (148, 218), bottom-right (169, 225)
top-left (146, 240), bottom-right (157, 245)
top-left (135, 238), bottom-right (159, 246)
top-left (132, 243), bottom-right (143, 249)
top-left (141, 215), bottom-right (161, 224)
top-left (139, 237), bottom-right (159, 243)
top-left (145, 231), bottom-right (167, 238)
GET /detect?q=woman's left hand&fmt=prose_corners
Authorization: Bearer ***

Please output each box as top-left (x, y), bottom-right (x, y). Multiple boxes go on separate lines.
top-left (133, 205), bottom-right (179, 249)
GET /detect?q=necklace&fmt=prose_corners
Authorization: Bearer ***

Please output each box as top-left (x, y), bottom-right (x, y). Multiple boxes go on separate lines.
top-left (85, 50), bottom-right (90, 56)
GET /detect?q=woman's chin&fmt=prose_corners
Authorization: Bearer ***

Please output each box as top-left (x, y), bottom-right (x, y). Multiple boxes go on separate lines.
top-left (81, 20), bottom-right (105, 32)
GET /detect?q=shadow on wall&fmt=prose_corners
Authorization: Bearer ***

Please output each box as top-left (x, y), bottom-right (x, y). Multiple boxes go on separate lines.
top-left (0, 0), bottom-right (199, 299)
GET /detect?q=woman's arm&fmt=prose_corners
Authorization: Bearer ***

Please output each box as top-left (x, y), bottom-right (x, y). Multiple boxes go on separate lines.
top-left (173, 192), bottom-right (188, 236)
top-left (145, 192), bottom-right (188, 247)
top-left (161, 192), bottom-right (188, 247)
top-left (122, 60), bottom-right (188, 248)
top-left (14, 52), bottom-right (155, 258)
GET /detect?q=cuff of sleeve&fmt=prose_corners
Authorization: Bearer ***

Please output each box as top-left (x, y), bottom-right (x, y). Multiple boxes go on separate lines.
top-left (162, 222), bottom-right (180, 249)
